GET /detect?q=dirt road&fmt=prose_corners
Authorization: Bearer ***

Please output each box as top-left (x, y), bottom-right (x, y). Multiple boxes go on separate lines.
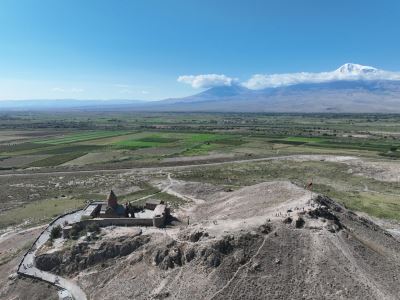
top-left (0, 154), bottom-right (355, 178)
top-left (2, 154), bottom-right (399, 185)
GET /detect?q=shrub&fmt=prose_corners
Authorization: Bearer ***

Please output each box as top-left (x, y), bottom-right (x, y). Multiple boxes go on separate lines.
top-left (68, 223), bottom-right (82, 240)
top-left (45, 239), bottom-right (53, 247)
top-left (87, 222), bottom-right (100, 233)
top-left (50, 225), bottom-right (62, 240)
top-left (295, 217), bottom-right (305, 228)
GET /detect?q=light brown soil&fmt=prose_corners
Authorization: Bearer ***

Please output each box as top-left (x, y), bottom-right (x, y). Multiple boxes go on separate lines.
top-left (3, 154), bottom-right (400, 299)
top-left (52, 180), bottom-right (400, 300)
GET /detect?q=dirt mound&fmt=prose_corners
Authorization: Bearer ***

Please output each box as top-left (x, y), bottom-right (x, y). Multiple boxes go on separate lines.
top-left (175, 180), bottom-right (313, 235)
top-left (192, 181), bottom-right (309, 219)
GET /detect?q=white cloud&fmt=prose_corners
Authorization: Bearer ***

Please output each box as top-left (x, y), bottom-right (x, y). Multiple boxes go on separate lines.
top-left (177, 74), bottom-right (237, 89)
top-left (178, 64), bottom-right (400, 91)
top-left (243, 64), bottom-right (400, 90)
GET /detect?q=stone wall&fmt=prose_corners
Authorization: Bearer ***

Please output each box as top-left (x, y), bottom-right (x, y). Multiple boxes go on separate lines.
top-left (83, 217), bottom-right (154, 227)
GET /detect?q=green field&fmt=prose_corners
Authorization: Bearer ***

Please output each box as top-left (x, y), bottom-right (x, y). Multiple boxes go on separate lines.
top-left (114, 139), bottom-right (169, 150)
top-left (0, 142), bottom-right (50, 153)
top-left (264, 135), bottom-right (400, 153)
top-left (1, 112), bottom-right (400, 226)
top-left (1, 126), bottom-right (399, 168)
top-left (1, 130), bottom-right (241, 167)
top-left (1, 113), bottom-right (400, 168)
top-left (35, 130), bottom-right (131, 145)
top-left (2, 113), bottom-right (400, 168)
top-left (114, 132), bottom-right (231, 152)
top-left (29, 152), bottom-right (87, 167)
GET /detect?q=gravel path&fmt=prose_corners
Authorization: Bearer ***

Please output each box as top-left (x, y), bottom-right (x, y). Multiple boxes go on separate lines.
top-left (18, 210), bottom-right (87, 300)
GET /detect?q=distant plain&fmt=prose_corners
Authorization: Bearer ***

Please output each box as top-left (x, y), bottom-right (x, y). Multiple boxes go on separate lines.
top-left (0, 112), bottom-right (400, 229)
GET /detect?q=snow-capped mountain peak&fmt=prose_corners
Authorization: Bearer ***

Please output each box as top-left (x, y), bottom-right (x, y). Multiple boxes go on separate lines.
top-left (335, 63), bottom-right (378, 75)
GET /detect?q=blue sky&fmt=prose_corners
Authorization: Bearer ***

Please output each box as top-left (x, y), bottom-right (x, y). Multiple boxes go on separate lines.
top-left (1, 0), bottom-right (400, 100)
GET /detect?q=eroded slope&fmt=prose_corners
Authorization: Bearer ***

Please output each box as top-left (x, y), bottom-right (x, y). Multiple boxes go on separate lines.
top-left (35, 181), bottom-right (400, 299)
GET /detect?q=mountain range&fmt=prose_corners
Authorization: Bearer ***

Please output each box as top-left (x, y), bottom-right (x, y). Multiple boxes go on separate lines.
top-left (2, 63), bottom-right (400, 113)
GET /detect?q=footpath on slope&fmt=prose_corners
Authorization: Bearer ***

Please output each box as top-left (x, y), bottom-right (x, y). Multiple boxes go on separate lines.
top-left (17, 209), bottom-right (87, 300)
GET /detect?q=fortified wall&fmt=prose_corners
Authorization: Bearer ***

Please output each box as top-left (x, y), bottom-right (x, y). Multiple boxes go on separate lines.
top-left (63, 191), bottom-right (169, 237)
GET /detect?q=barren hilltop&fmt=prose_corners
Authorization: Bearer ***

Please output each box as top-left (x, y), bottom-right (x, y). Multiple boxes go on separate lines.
top-left (10, 178), bottom-right (400, 300)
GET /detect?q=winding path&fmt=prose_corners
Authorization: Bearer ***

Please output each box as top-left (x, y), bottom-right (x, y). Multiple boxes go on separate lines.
top-left (18, 210), bottom-right (87, 300)
top-left (129, 172), bottom-right (175, 204)
top-left (161, 173), bottom-right (206, 204)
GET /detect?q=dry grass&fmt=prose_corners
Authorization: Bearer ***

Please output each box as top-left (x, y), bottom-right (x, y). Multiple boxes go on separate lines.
top-left (0, 197), bottom-right (86, 229)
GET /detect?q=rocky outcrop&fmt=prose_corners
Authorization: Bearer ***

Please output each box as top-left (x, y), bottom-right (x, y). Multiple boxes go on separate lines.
top-left (152, 241), bottom-right (184, 270)
top-left (150, 230), bottom-right (267, 270)
top-left (35, 235), bottom-right (150, 275)
top-left (35, 253), bottom-right (62, 272)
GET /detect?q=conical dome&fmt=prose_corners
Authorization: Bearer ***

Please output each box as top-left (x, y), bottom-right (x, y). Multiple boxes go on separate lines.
top-left (107, 190), bottom-right (118, 208)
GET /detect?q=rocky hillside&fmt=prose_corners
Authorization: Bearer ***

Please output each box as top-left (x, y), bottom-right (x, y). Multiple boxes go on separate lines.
top-left (34, 180), bottom-right (400, 299)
